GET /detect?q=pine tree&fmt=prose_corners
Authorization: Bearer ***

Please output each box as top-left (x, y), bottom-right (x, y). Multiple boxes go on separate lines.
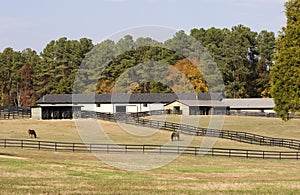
top-left (271, 0), bottom-right (300, 120)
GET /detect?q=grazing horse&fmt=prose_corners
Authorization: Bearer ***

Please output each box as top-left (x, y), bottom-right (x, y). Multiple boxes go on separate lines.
top-left (171, 131), bottom-right (180, 141)
top-left (28, 129), bottom-right (37, 138)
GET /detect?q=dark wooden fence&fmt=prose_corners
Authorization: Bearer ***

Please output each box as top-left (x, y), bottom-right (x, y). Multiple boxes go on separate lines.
top-left (0, 138), bottom-right (299, 160)
top-left (0, 107), bottom-right (31, 119)
top-left (81, 111), bottom-right (300, 151)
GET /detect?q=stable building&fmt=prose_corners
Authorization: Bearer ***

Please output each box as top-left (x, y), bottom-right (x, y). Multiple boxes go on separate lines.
top-left (164, 100), bottom-right (229, 115)
top-left (32, 93), bottom-right (224, 119)
top-left (222, 98), bottom-right (275, 114)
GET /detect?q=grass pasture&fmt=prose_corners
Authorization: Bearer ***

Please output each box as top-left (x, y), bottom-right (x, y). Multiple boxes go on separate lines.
top-left (0, 116), bottom-right (300, 194)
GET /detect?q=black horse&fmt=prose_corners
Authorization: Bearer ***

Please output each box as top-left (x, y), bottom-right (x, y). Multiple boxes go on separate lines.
top-left (171, 131), bottom-right (180, 141)
top-left (28, 129), bottom-right (37, 138)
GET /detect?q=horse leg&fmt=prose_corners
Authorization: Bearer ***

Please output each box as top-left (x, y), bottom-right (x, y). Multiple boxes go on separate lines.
top-left (171, 133), bottom-right (176, 141)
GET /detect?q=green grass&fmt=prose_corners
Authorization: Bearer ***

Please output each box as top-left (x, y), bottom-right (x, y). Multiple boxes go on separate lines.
top-left (149, 115), bottom-right (300, 140)
top-left (0, 117), bottom-right (300, 194)
top-left (0, 148), bottom-right (300, 194)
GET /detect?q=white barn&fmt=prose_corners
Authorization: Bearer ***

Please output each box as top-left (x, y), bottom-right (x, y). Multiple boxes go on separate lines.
top-left (31, 93), bottom-right (276, 119)
top-left (32, 93), bottom-right (224, 119)
top-left (164, 100), bottom-right (229, 115)
top-left (222, 98), bottom-right (275, 114)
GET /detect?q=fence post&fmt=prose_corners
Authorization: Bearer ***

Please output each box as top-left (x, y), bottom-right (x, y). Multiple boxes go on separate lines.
top-left (160, 146), bottom-right (161, 154)
top-left (125, 145), bottom-right (127, 153)
top-left (279, 152), bottom-right (281, 160)
top-left (73, 143), bottom-right (75, 152)
top-left (107, 144), bottom-right (109, 153)
top-left (21, 140), bottom-right (23, 149)
top-left (4, 139), bottom-right (6, 148)
top-left (55, 142), bottom-right (57, 151)
top-left (143, 145), bottom-right (145, 154)
top-left (263, 151), bottom-right (265, 159)
top-left (194, 147), bottom-right (197, 156)
top-left (38, 141), bottom-right (40, 150)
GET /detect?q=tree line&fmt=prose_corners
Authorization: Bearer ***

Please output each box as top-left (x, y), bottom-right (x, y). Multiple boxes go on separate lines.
top-left (0, 24), bottom-right (277, 108)
top-left (0, 0), bottom-right (298, 121)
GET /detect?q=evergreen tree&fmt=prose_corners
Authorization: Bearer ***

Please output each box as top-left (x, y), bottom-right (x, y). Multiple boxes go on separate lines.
top-left (40, 37), bottom-right (93, 95)
top-left (191, 26), bottom-right (273, 98)
top-left (255, 30), bottom-right (275, 97)
top-left (271, 0), bottom-right (300, 120)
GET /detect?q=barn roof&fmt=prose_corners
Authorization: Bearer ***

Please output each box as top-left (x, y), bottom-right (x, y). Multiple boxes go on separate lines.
top-left (36, 93), bottom-right (223, 104)
top-left (222, 98), bottom-right (275, 109)
top-left (171, 100), bottom-right (229, 107)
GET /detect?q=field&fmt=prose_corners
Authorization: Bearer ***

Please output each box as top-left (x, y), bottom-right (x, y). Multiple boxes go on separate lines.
top-left (0, 116), bottom-right (300, 194)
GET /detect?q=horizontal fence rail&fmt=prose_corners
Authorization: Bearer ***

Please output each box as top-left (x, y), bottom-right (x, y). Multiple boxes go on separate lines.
top-left (87, 112), bottom-right (300, 151)
top-left (0, 138), bottom-right (299, 160)
top-left (0, 107), bottom-right (31, 119)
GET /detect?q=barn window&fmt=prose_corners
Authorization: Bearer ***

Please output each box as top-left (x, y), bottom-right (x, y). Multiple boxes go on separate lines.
top-left (96, 103), bottom-right (101, 107)
top-left (143, 103), bottom-right (148, 107)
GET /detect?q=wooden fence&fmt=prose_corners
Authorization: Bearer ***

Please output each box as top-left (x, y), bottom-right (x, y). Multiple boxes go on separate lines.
top-left (0, 107), bottom-right (31, 119)
top-left (0, 138), bottom-right (299, 160)
top-left (85, 112), bottom-right (300, 151)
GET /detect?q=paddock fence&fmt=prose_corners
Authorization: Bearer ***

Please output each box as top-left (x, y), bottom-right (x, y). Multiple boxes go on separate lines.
top-left (0, 107), bottom-right (31, 119)
top-left (0, 138), bottom-right (299, 160)
top-left (79, 111), bottom-right (300, 151)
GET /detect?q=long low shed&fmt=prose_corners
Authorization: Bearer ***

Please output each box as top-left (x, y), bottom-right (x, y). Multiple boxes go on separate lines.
top-left (32, 93), bottom-right (275, 119)
top-left (32, 93), bottom-right (224, 119)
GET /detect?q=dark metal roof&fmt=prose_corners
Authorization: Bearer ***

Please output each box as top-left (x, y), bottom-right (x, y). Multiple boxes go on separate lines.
top-left (222, 98), bottom-right (275, 109)
top-left (168, 100), bottom-right (229, 107)
top-left (36, 93), bottom-right (223, 104)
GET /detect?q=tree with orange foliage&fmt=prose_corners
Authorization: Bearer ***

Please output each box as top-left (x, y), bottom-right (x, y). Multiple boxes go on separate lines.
top-left (168, 58), bottom-right (208, 93)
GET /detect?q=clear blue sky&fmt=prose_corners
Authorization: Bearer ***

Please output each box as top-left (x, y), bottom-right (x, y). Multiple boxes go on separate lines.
top-left (0, 0), bottom-right (286, 52)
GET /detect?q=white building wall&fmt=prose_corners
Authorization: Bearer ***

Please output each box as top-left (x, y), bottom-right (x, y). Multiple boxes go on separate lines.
top-left (37, 102), bottom-right (166, 114)
top-left (147, 103), bottom-right (165, 112)
top-left (164, 101), bottom-right (189, 115)
top-left (97, 104), bottom-right (113, 113)
top-left (79, 104), bottom-right (96, 111)
top-left (31, 107), bottom-right (42, 119)
top-left (238, 109), bottom-right (276, 113)
top-left (127, 105), bottom-right (138, 113)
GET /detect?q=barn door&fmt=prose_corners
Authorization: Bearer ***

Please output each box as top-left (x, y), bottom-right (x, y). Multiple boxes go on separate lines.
top-left (116, 106), bottom-right (126, 113)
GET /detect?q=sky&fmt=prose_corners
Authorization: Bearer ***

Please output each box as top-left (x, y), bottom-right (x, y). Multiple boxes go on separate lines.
top-left (0, 0), bottom-right (287, 52)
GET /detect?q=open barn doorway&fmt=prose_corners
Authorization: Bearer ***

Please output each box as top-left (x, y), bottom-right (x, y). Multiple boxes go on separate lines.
top-left (41, 106), bottom-right (81, 119)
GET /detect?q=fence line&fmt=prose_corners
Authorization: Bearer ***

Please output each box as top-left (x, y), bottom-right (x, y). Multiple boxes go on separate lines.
top-left (0, 107), bottom-right (31, 119)
top-left (87, 112), bottom-right (300, 151)
top-left (0, 138), bottom-right (299, 160)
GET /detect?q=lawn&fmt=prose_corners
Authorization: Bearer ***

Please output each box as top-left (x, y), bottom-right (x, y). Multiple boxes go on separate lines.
top-left (0, 116), bottom-right (300, 194)
top-left (0, 148), bottom-right (300, 194)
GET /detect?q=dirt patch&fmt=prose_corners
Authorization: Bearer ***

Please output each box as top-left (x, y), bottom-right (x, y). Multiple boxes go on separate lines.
top-left (0, 154), bottom-right (27, 160)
